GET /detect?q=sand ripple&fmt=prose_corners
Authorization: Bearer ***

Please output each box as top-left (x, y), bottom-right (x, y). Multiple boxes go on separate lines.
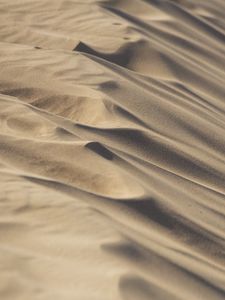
top-left (0, 0), bottom-right (225, 299)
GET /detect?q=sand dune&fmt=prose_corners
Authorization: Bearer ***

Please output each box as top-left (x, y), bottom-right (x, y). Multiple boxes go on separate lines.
top-left (0, 0), bottom-right (225, 299)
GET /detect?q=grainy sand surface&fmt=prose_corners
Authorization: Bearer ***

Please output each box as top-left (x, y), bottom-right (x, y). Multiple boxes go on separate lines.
top-left (0, 0), bottom-right (225, 299)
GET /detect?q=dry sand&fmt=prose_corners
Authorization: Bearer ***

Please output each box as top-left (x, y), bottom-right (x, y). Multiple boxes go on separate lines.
top-left (0, 0), bottom-right (225, 299)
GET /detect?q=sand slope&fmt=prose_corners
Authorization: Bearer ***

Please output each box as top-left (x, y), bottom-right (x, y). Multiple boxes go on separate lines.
top-left (0, 0), bottom-right (225, 299)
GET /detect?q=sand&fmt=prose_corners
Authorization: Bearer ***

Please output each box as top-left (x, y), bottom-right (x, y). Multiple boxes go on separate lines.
top-left (0, 0), bottom-right (225, 299)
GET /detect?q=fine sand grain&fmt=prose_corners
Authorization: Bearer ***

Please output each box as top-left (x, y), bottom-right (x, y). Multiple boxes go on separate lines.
top-left (0, 0), bottom-right (225, 299)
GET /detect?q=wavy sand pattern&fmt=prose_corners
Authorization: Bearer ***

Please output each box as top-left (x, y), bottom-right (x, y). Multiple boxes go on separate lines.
top-left (0, 0), bottom-right (225, 299)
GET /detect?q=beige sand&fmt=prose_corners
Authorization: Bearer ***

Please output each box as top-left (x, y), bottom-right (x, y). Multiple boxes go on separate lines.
top-left (0, 0), bottom-right (225, 299)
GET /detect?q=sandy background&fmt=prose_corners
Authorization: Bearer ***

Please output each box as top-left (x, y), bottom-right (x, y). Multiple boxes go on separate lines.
top-left (0, 0), bottom-right (225, 299)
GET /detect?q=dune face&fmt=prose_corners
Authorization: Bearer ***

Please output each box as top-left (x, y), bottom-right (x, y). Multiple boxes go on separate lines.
top-left (0, 0), bottom-right (225, 299)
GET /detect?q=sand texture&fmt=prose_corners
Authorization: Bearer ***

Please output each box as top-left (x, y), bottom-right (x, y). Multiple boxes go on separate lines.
top-left (0, 0), bottom-right (225, 299)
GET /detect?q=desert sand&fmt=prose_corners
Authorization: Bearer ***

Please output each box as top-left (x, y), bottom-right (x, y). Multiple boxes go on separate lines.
top-left (0, 0), bottom-right (225, 299)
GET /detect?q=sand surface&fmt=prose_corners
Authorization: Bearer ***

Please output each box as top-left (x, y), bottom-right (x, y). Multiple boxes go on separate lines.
top-left (0, 0), bottom-right (225, 299)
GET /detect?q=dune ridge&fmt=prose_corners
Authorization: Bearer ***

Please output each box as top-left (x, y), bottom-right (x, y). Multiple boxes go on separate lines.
top-left (0, 0), bottom-right (225, 299)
